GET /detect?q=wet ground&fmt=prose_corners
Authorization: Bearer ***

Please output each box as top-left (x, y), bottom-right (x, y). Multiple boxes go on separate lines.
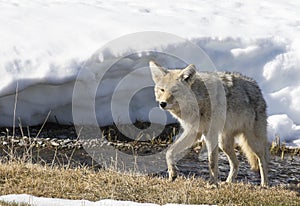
top-left (0, 123), bottom-right (299, 187)
top-left (177, 150), bottom-right (300, 186)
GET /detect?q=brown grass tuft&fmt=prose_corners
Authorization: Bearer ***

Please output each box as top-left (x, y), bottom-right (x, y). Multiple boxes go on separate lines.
top-left (0, 161), bottom-right (299, 206)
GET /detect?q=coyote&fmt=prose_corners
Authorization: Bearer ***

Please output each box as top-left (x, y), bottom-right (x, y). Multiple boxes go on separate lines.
top-left (149, 60), bottom-right (269, 186)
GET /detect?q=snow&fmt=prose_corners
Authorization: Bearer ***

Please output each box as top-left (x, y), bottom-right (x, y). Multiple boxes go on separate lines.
top-left (0, 1), bottom-right (299, 205)
top-left (0, 194), bottom-right (213, 206)
top-left (0, 0), bottom-right (300, 148)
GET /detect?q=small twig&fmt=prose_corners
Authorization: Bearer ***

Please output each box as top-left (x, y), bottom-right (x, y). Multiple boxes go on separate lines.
top-left (66, 147), bottom-right (77, 169)
top-left (12, 81), bottom-right (18, 138)
top-left (18, 117), bottom-right (24, 137)
top-left (54, 115), bottom-right (60, 125)
top-left (51, 148), bottom-right (58, 169)
top-left (9, 81), bottom-right (19, 161)
top-left (27, 126), bottom-right (33, 164)
top-left (35, 111), bottom-right (51, 138)
top-left (281, 143), bottom-right (286, 160)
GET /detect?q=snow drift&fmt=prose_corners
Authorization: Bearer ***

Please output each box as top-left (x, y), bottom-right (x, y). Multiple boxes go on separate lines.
top-left (0, 0), bottom-right (300, 147)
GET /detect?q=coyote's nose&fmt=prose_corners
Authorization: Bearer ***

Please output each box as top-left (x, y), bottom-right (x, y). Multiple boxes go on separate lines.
top-left (159, 102), bottom-right (167, 109)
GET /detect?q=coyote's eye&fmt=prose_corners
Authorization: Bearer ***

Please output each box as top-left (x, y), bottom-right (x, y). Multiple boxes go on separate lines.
top-left (160, 88), bottom-right (165, 92)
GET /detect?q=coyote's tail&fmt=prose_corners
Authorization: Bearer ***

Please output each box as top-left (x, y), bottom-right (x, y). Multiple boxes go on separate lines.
top-left (239, 136), bottom-right (259, 171)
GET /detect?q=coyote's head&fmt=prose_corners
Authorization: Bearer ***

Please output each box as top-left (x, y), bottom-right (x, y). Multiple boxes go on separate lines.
top-left (149, 60), bottom-right (196, 115)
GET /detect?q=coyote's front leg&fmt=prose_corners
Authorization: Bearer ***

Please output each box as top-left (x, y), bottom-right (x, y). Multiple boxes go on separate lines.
top-left (207, 145), bottom-right (219, 184)
top-left (203, 133), bottom-right (220, 185)
top-left (166, 129), bottom-right (197, 181)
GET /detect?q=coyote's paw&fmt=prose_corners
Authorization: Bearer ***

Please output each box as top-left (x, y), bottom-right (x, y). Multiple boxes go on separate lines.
top-left (207, 178), bottom-right (219, 188)
top-left (168, 170), bottom-right (177, 182)
top-left (206, 181), bottom-right (219, 189)
top-left (169, 175), bottom-right (177, 182)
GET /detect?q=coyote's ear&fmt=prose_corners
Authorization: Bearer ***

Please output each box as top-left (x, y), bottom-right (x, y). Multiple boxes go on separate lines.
top-left (149, 60), bottom-right (168, 83)
top-left (179, 64), bottom-right (196, 83)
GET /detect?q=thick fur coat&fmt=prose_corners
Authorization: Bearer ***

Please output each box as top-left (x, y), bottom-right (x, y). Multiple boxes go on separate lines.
top-left (149, 60), bottom-right (269, 186)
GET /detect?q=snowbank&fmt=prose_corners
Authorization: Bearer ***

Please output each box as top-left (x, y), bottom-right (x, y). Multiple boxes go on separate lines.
top-left (0, 194), bottom-right (212, 206)
top-left (0, 0), bottom-right (300, 147)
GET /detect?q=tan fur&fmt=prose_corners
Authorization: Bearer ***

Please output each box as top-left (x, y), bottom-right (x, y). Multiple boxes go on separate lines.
top-left (240, 135), bottom-right (259, 171)
top-left (149, 60), bottom-right (269, 186)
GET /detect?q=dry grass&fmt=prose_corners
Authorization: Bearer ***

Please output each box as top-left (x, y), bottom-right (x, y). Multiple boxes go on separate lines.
top-left (0, 161), bottom-right (299, 206)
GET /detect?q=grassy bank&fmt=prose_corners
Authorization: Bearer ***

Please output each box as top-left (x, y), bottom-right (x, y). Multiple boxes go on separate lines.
top-left (0, 161), bottom-right (299, 206)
